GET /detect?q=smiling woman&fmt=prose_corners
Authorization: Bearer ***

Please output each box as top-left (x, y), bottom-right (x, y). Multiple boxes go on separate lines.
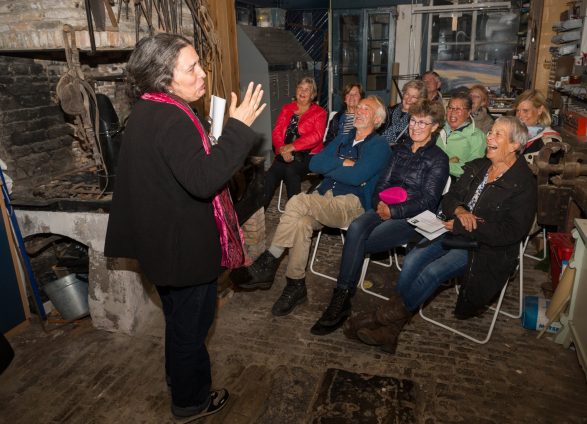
top-left (347, 116), bottom-right (537, 354)
top-left (263, 77), bottom-right (327, 210)
top-left (436, 91), bottom-right (487, 179)
top-left (512, 89), bottom-right (562, 164)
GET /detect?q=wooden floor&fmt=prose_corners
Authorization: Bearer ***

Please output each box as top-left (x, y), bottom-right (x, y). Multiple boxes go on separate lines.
top-left (1, 195), bottom-right (587, 423)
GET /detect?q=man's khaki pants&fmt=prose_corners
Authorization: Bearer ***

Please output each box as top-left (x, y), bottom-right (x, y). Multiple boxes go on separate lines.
top-left (271, 190), bottom-right (364, 280)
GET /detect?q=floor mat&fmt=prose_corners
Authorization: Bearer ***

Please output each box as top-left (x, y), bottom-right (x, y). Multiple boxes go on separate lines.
top-left (309, 368), bottom-right (417, 423)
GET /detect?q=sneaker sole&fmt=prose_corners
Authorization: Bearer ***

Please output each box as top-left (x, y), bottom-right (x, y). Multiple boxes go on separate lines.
top-left (173, 390), bottom-right (229, 423)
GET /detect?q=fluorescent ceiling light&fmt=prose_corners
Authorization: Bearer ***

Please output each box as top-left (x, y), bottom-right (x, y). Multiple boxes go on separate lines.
top-left (412, 2), bottom-right (511, 14)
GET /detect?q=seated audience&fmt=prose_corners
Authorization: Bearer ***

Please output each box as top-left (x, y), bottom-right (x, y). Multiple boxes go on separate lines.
top-left (264, 77), bottom-right (327, 210)
top-left (513, 89), bottom-right (562, 165)
top-left (232, 97), bottom-right (391, 321)
top-left (344, 116), bottom-right (537, 354)
top-left (324, 82), bottom-right (364, 146)
top-left (378, 79), bottom-right (427, 146)
top-left (311, 100), bottom-right (449, 335)
top-left (437, 91), bottom-right (487, 179)
top-left (422, 71), bottom-right (443, 106)
top-left (469, 84), bottom-right (494, 134)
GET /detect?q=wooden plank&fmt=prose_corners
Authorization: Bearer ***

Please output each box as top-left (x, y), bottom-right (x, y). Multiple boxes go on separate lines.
top-left (206, 0), bottom-right (240, 120)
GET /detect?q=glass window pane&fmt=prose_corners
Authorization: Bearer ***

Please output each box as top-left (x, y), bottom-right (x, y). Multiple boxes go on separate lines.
top-left (367, 13), bottom-right (389, 90)
top-left (433, 43), bottom-right (471, 61)
top-left (431, 13), bottom-right (472, 43)
top-left (476, 11), bottom-right (519, 42)
top-left (474, 43), bottom-right (517, 62)
top-left (339, 14), bottom-right (360, 91)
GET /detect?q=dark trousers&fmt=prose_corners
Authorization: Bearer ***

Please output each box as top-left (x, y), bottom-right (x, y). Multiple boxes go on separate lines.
top-left (336, 210), bottom-right (419, 289)
top-left (263, 155), bottom-right (310, 210)
top-left (156, 281), bottom-right (217, 409)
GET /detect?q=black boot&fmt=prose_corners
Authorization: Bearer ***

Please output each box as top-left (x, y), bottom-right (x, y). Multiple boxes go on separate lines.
top-left (271, 277), bottom-right (307, 316)
top-left (231, 250), bottom-right (279, 290)
top-left (310, 288), bottom-right (353, 335)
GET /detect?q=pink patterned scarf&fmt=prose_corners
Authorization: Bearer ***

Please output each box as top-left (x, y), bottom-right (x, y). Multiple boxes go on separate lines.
top-left (142, 92), bottom-right (251, 269)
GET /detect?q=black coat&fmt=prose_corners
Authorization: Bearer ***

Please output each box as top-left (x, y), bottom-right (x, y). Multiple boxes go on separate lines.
top-left (372, 136), bottom-right (449, 219)
top-left (442, 155), bottom-right (537, 313)
top-left (104, 100), bottom-right (257, 287)
top-left (324, 110), bottom-right (346, 146)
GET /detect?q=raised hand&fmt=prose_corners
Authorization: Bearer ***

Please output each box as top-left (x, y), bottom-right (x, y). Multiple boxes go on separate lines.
top-left (229, 82), bottom-right (266, 127)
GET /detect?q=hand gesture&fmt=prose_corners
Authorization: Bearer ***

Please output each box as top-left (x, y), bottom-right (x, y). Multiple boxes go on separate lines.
top-left (229, 82), bottom-right (266, 127)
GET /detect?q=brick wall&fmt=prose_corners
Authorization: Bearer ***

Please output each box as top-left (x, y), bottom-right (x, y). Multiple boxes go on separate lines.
top-left (0, 0), bottom-right (194, 51)
top-left (0, 55), bottom-right (75, 189)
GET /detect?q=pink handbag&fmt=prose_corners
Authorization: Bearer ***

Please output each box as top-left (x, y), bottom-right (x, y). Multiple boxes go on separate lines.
top-left (378, 187), bottom-right (408, 204)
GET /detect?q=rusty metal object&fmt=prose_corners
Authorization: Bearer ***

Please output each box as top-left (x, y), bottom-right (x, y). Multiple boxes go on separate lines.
top-left (534, 142), bottom-right (587, 229)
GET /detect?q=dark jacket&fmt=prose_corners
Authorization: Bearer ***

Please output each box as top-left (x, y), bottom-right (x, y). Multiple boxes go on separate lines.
top-left (310, 129), bottom-right (391, 210)
top-left (372, 136), bottom-right (449, 218)
top-left (324, 110), bottom-right (344, 146)
top-left (104, 100), bottom-right (257, 287)
top-left (442, 155), bottom-right (537, 313)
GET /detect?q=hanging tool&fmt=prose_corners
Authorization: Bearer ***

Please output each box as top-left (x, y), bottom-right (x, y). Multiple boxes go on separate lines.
top-left (84, 0), bottom-right (97, 55)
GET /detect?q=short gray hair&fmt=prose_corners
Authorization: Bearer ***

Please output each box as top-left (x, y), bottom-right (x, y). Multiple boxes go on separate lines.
top-left (366, 95), bottom-right (387, 129)
top-left (402, 79), bottom-right (427, 100)
top-left (494, 116), bottom-right (529, 151)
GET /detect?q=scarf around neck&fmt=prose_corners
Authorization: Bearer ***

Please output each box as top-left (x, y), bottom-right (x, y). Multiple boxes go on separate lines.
top-left (141, 92), bottom-right (250, 269)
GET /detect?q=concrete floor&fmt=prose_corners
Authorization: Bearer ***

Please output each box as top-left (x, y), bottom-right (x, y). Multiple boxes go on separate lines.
top-left (1, 192), bottom-right (587, 423)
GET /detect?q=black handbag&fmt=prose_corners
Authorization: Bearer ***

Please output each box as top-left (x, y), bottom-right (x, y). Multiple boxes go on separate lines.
top-left (441, 233), bottom-right (479, 250)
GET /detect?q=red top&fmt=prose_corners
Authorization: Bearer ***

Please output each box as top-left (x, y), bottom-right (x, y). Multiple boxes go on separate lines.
top-left (271, 102), bottom-right (327, 155)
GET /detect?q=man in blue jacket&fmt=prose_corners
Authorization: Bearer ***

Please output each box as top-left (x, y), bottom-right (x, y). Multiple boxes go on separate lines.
top-left (232, 96), bottom-right (391, 318)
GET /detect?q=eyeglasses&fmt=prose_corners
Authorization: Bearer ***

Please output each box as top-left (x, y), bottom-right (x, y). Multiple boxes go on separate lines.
top-left (337, 142), bottom-right (360, 161)
top-left (447, 106), bottom-right (469, 113)
top-left (408, 118), bottom-right (434, 129)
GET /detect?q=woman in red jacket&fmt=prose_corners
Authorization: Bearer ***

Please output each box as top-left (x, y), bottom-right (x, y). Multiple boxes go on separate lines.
top-left (263, 77), bottom-right (327, 209)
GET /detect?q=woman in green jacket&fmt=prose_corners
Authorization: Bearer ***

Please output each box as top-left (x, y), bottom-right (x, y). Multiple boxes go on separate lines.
top-left (437, 91), bottom-right (487, 179)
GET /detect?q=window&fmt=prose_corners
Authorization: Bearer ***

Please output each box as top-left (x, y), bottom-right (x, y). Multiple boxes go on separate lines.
top-left (425, 0), bottom-right (520, 94)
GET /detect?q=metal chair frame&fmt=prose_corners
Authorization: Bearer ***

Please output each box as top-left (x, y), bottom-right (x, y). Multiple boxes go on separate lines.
top-left (418, 241), bottom-right (526, 344)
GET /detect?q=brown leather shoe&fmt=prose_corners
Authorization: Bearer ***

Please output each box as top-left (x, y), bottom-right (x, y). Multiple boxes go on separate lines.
top-left (342, 311), bottom-right (379, 340)
top-left (356, 318), bottom-right (409, 354)
top-left (375, 292), bottom-right (411, 325)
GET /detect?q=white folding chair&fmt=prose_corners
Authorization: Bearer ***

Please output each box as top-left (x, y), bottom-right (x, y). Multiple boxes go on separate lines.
top-left (523, 226), bottom-right (547, 261)
top-left (309, 225), bottom-right (392, 282)
top-left (277, 111), bottom-right (338, 213)
top-left (418, 241), bottom-right (525, 344)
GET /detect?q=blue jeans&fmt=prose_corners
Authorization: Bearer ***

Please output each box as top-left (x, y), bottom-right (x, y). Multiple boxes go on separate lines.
top-left (336, 210), bottom-right (419, 289)
top-left (395, 237), bottom-right (469, 312)
top-left (156, 281), bottom-right (217, 409)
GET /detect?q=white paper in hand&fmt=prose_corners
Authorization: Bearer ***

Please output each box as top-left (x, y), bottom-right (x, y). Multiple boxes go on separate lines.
top-left (210, 95), bottom-right (226, 140)
top-left (408, 210), bottom-right (448, 240)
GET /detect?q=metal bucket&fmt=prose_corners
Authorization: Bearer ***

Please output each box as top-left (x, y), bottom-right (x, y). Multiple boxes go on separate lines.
top-left (43, 274), bottom-right (89, 320)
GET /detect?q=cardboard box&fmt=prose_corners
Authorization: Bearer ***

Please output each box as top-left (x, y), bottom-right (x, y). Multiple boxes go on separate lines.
top-left (522, 296), bottom-right (562, 334)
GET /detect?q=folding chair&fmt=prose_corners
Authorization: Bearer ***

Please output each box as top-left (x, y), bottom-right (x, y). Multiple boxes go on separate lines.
top-left (523, 225), bottom-right (547, 261)
top-left (418, 241), bottom-right (525, 344)
top-left (309, 226), bottom-right (392, 282)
